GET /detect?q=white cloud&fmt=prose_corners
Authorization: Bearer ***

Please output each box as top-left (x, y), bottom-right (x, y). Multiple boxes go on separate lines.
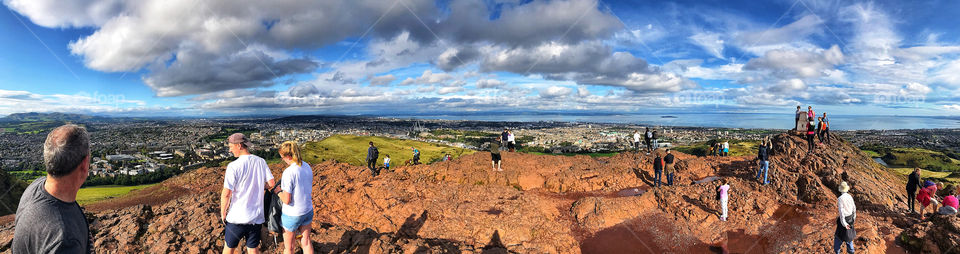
top-left (400, 70), bottom-right (455, 86)
top-left (744, 45), bottom-right (844, 80)
top-left (689, 32), bottom-right (725, 59)
top-left (368, 74), bottom-right (397, 86)
top-left (437, 86), bottom-right (464, 95)
top-left (539, 86), bottom-right (573, 98)
top-left (476, 79), bottom-right (506, 89)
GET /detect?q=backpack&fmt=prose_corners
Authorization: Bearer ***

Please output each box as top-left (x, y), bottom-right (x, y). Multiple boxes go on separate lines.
top-left (372, 147), bottom-right (379, 159)
top-left (263, 183), bottom-right (283, 234)
top-left (715, 185), bottom-right (721, 201)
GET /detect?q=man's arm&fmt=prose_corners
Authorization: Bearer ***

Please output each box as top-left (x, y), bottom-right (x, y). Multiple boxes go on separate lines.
top-left (220, 188), bottom-right (232, 222)
top-left (266, 178), bottom-right (277, 192)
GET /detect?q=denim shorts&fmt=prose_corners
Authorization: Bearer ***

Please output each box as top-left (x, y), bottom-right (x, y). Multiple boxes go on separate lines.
top-left (281, 211), bottom-right (314, 232)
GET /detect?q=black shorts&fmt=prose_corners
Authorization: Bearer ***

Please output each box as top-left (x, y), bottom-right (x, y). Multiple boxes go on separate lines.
top-left (491, 153), bottom-right (501, 162)
top-left (225, 222), bottom-right (261, 248)
top-left (507, 143), bottom-right (515, 149)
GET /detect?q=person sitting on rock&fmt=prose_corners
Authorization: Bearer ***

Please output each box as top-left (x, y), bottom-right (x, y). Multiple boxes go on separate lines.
top-left (221, 133), bottom-right (276, 254)
top-left (664, 149), bottom-right (676, 186)
top-left (918, 180), bottom-right (940, 220)
top-left (490, 137), bottom-right (502, 172)
top-left (13, 124), bottom-right (93, 253)
top-left (834, 181), bottom-right (856, 254)
top-left (718, 179), bottom-right (731, 221)
top-left (653, 152), bottom-right (663, 187)
top-left (939, 195), bottom-right (958, 215)
top-left (275, 141), bottom-right (314, 254)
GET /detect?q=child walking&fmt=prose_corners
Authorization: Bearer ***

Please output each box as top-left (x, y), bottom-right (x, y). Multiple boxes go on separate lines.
top-left (718, 180), bottom-right (731, 221)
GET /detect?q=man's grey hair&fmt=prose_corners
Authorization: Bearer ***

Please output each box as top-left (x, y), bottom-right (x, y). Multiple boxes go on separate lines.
top-left (43, 124), bottom-right (90, 177)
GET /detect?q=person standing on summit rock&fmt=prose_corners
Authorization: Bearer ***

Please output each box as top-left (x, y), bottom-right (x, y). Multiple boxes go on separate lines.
top-left (13, 124), bottom-right (92, 253)
top-left (221, 133), bottom-right (276, 254)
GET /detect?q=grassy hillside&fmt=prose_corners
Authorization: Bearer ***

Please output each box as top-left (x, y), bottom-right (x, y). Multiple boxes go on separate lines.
top-left (76, 184), bottom-right (157, 205)
top-left (302, 135), bottom-right (475, 166)
top-left (0, 170), bottom-right (27, 216)
top-left (673, 139), bottom-right (760, 157)
top-left (890, 168), bottom-right (960, 184)
top-left (863, 146), bottom-right (960, 172)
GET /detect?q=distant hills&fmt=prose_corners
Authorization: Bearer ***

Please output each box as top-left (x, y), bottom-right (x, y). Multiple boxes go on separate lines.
top-left (1, 112), bottom-right (100, 122)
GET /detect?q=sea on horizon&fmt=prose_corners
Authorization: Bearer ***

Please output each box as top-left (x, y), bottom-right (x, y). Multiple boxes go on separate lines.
top-left (392, 113), bottom-right (960, 130)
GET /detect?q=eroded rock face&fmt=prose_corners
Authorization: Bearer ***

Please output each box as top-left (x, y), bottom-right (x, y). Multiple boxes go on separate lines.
top-left (0, 132), bottom-right (925, 253)
top-left (900, 214), bottom-right (960, 254)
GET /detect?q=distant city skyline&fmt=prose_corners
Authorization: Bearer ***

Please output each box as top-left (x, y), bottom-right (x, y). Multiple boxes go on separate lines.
top-left (2, 0), bottom-right (960, 117)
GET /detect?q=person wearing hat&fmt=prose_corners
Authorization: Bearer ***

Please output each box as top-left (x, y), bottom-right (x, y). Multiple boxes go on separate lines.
top-left (221, 133), bottom-right (276, 253)
top-left (939, 195), bottom-right (958, 215)
top-left (917, 180), bottom-right (940, 220)
top-left (834, 181), bottom-right (856, 254)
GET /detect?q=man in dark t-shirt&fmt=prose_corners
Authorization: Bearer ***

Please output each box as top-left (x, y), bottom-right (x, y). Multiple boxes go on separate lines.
top-left (13, 124), bottom-right (92, 253)
top-left (490, 137), bottom-right (502, 171)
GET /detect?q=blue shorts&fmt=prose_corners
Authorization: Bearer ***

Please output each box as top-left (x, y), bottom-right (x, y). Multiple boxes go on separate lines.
top-left (384, 163), bottom-right (390, 168)
top-left (281, 211), bottom-right (314, 232)
top-left (224, 222), bottom-right (261, 248)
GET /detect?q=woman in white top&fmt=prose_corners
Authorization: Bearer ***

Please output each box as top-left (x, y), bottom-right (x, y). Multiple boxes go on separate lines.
top-left (834, 181), bottom-right (856, 254)
top-left (276, 141), bottom-right (314, 254)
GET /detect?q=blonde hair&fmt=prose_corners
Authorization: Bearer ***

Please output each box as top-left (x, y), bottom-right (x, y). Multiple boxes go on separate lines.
top-left (278, 141), bottom-right (303, 166)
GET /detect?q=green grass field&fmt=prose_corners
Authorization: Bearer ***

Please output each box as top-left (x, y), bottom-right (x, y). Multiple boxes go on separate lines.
top-left (673, 139), bottom-right (760, 157)
top-left (302, 135), bottom-right (475, 166)
top-left (889, 167), bottom-right (960, 184)
top-left (76, 184), bottom-right (157, 205)
top-left (864, 146), bottom-right (960, 172)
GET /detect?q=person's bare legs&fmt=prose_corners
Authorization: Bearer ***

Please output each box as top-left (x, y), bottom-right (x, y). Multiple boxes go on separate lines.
top-left (497, 161), bottom-right (502, 171)
top-left (491, 161), bottom-right (496, 171)
top-left (246, 247), bottom-right (260, 254)
top-left (222, 246), bottom-right (236, 254)
top-left (282, 229), bottom-right (296, 254)
top-left (298, 224), bottom-right (314, 254)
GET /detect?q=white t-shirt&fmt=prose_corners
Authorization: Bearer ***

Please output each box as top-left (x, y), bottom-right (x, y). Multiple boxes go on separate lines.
top-left (280, 162), bottom-right (314, 216)
top-left (384, 157), bottom-right (391, 164)
top-left (224, 154), bottom-right (274, 224)
top-left (723, 142), bottom-right (729, 149)
top-left (507, 133), bottom-right (515, 143)
top-left (633, 133), bottom-right (640, 142)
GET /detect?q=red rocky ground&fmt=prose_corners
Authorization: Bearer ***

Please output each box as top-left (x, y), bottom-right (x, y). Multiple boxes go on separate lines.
top-left (0, 132), bottom-right (956, 253)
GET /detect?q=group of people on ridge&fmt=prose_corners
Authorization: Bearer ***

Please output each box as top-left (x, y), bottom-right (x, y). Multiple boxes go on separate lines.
top-left (489, 128), bottom-right (517, 171)
top-left (365, 142), bottom-right (423, 176)
top-left (709, 141), bottom-right (729, 156)
top-left (797, 105), bottom-right (830, 153)
top-left (632, 127), bottom-right (659, 154)
top-left (907, 168), bottom-right (959, 219)
top-left (11, 126), bottom-right (317, 253)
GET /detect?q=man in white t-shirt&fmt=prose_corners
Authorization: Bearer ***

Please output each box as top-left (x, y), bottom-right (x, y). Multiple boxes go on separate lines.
top-left (220, 133), bottom-right (275, 254)
top-left (633, 130), bottom-right (641, 152)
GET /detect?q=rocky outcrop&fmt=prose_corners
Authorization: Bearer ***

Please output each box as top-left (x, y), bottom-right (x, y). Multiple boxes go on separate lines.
top-left (0, 131), bottom-right (926, 253)
top-left (900, 214), bottom-right (960, 254)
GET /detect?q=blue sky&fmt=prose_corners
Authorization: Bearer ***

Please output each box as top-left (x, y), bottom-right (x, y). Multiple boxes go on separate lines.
top-left (2, 0), bottom-right (960, 117)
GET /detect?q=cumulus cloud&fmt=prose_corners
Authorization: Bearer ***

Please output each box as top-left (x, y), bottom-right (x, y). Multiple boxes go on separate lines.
top-left (539, 86), bottom-right (573, 98)
top-left (400, 70), bottom-right (455, 85)
top-left (744, 45), bottom-right (843, 80)
top-left (143, 48), bottom-right (318, 97)
top-left (368, 74), bottom-right (397, 86)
